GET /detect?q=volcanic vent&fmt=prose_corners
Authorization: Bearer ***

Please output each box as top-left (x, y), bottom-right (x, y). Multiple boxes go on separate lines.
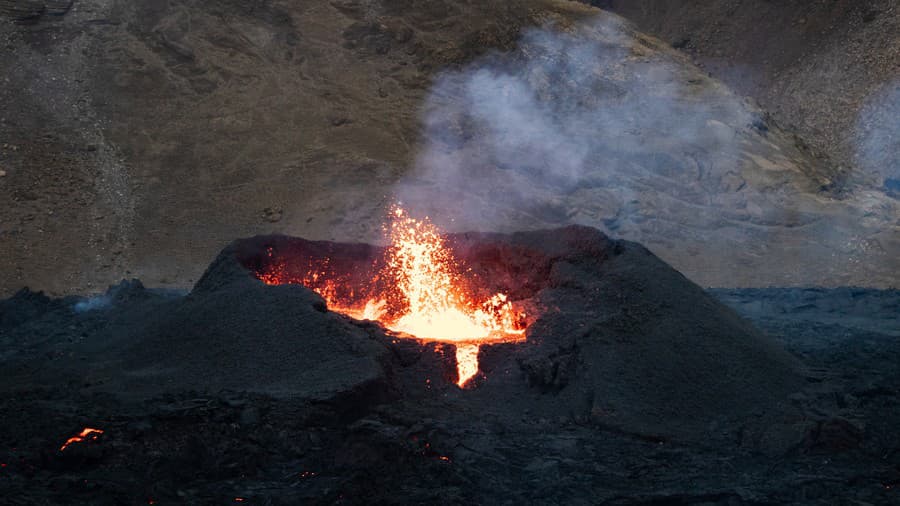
top-left (199, 215), bottom-right (803, 441)
top-left (244, 206), bottom-right (538, 387)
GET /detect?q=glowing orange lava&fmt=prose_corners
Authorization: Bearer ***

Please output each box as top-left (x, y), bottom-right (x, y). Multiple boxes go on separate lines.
top-left (59, 427), bottom-right (104, 451)
top-left (259, 205), bottom-right (526, 386)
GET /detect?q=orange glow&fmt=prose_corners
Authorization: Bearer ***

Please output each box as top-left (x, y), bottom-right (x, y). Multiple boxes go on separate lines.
top-left (259, 204), bottom-right (526, 386)
top-left (454, 344), bottom-right (481, 386)
top-left (59, 427), bottom-right (104, 451)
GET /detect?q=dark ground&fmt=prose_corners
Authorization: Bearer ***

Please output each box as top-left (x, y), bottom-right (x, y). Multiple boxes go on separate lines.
top-left (0, 228), bottom-right (897, 505)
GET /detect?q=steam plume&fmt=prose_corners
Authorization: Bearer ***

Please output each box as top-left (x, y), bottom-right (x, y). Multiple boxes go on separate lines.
top-left (395, 17), bottom-right (755, 237)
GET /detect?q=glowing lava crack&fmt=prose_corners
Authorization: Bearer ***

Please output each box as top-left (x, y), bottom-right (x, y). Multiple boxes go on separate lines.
top-left (258, 205), bottom-right (527, 386)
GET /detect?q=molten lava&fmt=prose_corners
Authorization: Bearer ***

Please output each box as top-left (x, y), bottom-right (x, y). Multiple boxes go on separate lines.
top-left (59, 427), bottom-right (104, 451)
top-left (258, 205), bottom-right (526, 386)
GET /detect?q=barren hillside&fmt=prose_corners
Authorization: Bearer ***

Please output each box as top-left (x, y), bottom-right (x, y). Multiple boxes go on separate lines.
top-left (1, 0), bottom-right (897, 295)
top-left (589, 0), bottom-right (900, 186)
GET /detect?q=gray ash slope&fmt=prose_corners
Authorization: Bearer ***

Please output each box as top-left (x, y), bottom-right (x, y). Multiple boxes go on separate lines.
top-left (2, 227), bottom-right (897, 504)
top-left (2, 0), bottom-right (898, 297)
top-left (585, 0), bottom-right (900, 188)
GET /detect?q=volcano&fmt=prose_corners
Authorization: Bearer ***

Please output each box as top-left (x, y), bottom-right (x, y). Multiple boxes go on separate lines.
top-left (1, 225), bottom-right (800, 439)
top-left (2, 1), bottom-right (897, 502)
top-left (4, 225), bottom-right (895, 504)
top-left (250, 206), bottom-right (529, 387)
top-left (210, 224), bottom-right (800, 439)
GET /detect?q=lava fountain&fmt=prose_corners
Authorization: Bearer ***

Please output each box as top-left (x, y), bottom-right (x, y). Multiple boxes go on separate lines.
top-left (257, 205), bottom-right (527, 386)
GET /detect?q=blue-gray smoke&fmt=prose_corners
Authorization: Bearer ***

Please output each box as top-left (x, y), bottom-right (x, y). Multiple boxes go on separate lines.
top-left (395, 17), bottom-right (755, 235)
top-left (856, 80), bottom-right (900, 189)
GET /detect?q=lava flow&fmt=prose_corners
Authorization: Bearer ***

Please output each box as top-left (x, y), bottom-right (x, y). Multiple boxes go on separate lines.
top-left (258, 205), bottom-right (526, 386)
top-left (59, 427), bottom-right (104, 451)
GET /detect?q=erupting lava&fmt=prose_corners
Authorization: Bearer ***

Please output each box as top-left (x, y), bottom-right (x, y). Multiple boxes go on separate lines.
top-left (258, 205), bottom-right (526, 386)
top-left (59, 427), bottom-right (104, 451)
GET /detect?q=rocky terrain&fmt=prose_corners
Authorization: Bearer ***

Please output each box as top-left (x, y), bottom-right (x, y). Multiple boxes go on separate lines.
top-left (1, 2), bottom-right (897, 504)
top-left (588, 0), bottom-right (900, 187)
top-left (1, 0), bottom-right (897, 296)
top-left (1, 228), bottom-right (897, 504)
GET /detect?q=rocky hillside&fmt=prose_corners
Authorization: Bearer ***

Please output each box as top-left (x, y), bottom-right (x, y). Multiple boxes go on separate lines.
top-left (588, 0), bottom-right (900, 187)
top-left (0, 0), bottom-right (897, 295)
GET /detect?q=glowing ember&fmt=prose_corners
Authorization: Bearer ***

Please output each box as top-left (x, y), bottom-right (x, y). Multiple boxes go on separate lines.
top-left (59, 427), bottom-right (104, 451)
top-left (258, 204), bottom-right (526, 386)
top-left (454, 344), bottom-right (481, 386)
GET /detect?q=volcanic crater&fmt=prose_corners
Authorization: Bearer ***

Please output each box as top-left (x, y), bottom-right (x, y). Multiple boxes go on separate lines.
top-left (191, 223), bottom-right (801, 442)
top-left (3, 225), bottom-right (894, 504)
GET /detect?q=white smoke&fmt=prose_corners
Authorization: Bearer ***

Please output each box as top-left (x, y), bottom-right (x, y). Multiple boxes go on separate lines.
top-left (395, 16), bottom-right (755, 236)
top-left (73, 295), bottom-right (113, 313)
top-left (856, 80), bottom-right (900, 188)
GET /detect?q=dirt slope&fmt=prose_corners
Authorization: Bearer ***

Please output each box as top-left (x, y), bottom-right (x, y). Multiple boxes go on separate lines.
top-left (0, 0), bottom-right (897, 295)
top-left (589, 0), bottom-right (900, 186)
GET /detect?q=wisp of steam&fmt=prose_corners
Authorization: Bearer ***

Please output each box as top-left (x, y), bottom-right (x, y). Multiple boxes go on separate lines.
top-left (856, 80), bottom-right (900, 189)
top-left (395, 16), bottom-right (755, 237)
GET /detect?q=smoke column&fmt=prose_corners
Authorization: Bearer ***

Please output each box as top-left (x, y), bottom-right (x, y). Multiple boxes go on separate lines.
top-left (395, 16), bottom-right (755, 238)
top-left (856, 80), bottom-right (900, 190)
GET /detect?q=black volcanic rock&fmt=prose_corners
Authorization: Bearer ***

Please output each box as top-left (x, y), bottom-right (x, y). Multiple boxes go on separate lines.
top-left (0, 287), bottom-right (62, 329)
top-left (214, 225), bottom-right (801, 442)
top-left (8, 228), bottom-right (900, 504)
top-left (1, 265), bottom-right (392, 412)
top-left (0, 226), bottom-right (800, 445)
